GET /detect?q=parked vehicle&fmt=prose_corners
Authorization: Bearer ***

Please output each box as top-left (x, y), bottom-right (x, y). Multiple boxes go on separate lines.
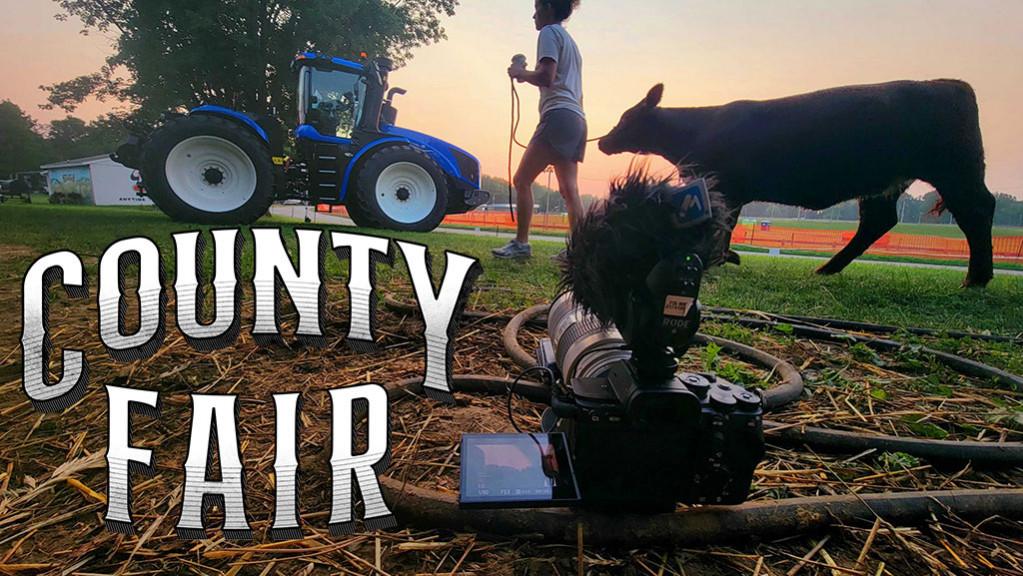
top-left (113, 53), bottom-right (488, 231)
top-left (0, 177), bottom-right (31, 204)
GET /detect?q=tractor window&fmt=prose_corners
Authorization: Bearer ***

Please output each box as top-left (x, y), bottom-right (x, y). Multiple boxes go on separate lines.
top-left (302, 67), bottom-right (366, 140)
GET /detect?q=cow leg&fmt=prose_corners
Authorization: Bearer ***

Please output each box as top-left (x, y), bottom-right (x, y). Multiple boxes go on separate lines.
top-left (935, 180), bottom-right (996, 288)
top-left (816, 194), bottom-right (900, 275)
top-left (719, 201), bottom-right (744, 266)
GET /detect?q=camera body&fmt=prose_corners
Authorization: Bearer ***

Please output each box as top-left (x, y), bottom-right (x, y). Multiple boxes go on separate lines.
top-left (539, 292), bottom-right (765, 511)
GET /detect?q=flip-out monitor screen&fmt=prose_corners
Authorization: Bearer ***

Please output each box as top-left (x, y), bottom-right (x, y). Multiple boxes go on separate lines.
top-left (459, 433), bottom-right (580, 509)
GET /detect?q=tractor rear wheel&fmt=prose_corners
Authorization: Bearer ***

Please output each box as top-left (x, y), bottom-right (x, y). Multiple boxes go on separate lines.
top-left (141, 115), bottom-right (274, 224)
top-left (353, 146), bottom-right (448, 232)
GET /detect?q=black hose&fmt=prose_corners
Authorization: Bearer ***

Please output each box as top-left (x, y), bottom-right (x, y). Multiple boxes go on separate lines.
top-left (694, 333), bottom-right (804, 410)
top-left (764, 421), bottom-right (1023, 469)
top-left (702, 315), bottom-right (1023, 391)
top-left (383, 293), bottom-right (547, 327)
top-left (500, 305), bottom-right (1023, 468)
top-left (380, 375), bottom-right (1023, 545)
top-left (502, 304), bottom-right (549, 369)
top-left (385, 293), bottom-right (1023, 467)
top-left (707, 307), bottom-right (1023, 344)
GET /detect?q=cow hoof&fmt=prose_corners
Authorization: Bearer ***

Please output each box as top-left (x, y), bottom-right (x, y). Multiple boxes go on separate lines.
top-left (961, 275), bottom-right (992, 289)
top-left (815, 264), bottom-right (841, 276)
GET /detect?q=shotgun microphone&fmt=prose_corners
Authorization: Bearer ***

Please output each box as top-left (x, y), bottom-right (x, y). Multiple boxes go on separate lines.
top-left (511, 54), bottom-right (528, 69)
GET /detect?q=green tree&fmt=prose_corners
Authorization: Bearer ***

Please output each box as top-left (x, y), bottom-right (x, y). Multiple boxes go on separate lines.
top-left (993, 192), bottom-right (1023, 228)
top-left (0, 101), bottom-right (46, 177)
top-left (482, 174), bottom-right (566, 213)
top-left (46, 114), bottom-right (129, 160)
top-left (43, 0), bottom-right (458, 126)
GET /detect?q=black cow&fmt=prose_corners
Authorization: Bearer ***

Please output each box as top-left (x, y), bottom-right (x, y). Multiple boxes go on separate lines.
top-left (598, 81), bottom-right (996, 287)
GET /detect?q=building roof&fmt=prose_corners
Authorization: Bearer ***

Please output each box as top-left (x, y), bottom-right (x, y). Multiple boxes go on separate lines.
top-left (40, 154), bottom-right (116, 170)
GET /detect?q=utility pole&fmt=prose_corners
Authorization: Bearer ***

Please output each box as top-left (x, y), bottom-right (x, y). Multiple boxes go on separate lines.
top-left (544, 165), bottom-right (554, 228)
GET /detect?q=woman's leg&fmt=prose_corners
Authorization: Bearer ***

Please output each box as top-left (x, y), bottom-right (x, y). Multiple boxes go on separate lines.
top-left (553, 159), bottom-right (583, 233)
top-left (513, 138), bottom-right (559, 243)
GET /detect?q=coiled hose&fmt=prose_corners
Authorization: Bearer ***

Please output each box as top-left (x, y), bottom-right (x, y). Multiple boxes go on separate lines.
top-left (378, 295), bottom-right (1023, 543)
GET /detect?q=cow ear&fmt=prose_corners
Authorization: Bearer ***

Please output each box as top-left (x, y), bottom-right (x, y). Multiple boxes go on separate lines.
top-left (645, 84), bottom-right (664, 108)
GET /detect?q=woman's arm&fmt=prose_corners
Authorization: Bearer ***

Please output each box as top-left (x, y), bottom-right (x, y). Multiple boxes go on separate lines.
top-left (508, 57), bottom-right (557, 88)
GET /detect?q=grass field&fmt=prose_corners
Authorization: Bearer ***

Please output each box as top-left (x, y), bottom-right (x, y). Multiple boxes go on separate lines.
top-left (2, 200), bottom-right (1023, 575)
top-left (1, 201), bottom-right (1020, 334)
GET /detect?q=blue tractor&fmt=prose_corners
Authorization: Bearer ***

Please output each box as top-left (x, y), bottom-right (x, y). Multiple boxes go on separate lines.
top-left (112, 53), bottom-right (488, 231)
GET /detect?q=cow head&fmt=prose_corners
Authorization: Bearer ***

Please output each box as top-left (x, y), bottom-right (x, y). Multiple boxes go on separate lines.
top-left (598, 84), bottom-right (664, 155)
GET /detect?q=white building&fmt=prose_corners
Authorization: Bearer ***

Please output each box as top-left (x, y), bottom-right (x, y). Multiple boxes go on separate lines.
top-left (40, 155), bottom-right (153, 206)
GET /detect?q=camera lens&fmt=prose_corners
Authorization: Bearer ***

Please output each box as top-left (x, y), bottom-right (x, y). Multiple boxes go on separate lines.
top-left (548, 293), bottom-right (632, 380)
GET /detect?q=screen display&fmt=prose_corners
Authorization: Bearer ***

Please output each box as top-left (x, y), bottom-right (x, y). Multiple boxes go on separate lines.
top-left (459, 433), bottom-right (579, 509)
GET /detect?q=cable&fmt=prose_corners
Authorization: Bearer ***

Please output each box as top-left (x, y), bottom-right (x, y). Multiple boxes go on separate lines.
top-left (506, 366), bottom-right (555, 433)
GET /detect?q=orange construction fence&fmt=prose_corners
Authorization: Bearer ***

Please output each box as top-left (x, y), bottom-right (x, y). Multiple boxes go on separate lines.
top-left (729, 225), bottom-right (1023, 263)
top-left (315, 205), bottom-right (1023, 263)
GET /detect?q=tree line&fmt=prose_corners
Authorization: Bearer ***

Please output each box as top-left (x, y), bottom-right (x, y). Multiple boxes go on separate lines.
top-left (4, 0), bottom-right (458, 179)
top-left (480, 174), bottom-right (600, 214)
top-left (0, 101), bottom-right (130, 178)
top-left (740, 191), bottom-right (1023, 229)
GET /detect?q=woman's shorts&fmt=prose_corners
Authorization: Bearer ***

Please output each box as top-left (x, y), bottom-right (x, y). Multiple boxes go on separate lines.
top-left (530, 108), bottom-right (587, 163)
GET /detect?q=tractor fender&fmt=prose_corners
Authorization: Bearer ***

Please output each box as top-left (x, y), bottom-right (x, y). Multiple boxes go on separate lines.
top-left (339, 137), bottom-right (411, 202)
top-left (189, 106), bottom-right (269, 143)
top-left (380, 125), bottom-right (478, 188)
top-left (341, 136), bottom-right (473, 202)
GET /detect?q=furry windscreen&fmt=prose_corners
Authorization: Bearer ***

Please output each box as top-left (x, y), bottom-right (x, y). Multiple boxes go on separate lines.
top-left (560, 167), bottom-right (727, 326)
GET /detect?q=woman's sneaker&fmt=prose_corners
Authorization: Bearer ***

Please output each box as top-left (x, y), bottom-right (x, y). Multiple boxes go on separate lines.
top-left (492, 239), bottom-right (532, 260)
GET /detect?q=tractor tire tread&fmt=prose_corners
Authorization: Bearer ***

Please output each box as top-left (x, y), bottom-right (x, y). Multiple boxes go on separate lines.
top-left (140, 114), bottom-right (274, 224)
top-left (351, 145), bottom-right (448, 232)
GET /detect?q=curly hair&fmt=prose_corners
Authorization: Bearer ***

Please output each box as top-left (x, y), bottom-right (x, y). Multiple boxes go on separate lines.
top-left (539, 0), bottom-right (581, 21)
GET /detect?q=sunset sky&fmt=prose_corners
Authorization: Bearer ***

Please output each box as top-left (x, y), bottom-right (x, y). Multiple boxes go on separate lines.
top-left (2, 0), bottom-right (1021, 199)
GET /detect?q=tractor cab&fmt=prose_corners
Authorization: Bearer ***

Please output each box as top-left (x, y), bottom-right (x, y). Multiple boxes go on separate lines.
top-left (293, 53), bottom-right (400, 142)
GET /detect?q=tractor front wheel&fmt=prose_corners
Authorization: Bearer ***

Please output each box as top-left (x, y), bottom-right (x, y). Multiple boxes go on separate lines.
top-left (345, 201), bottom-right (384, 229)
top-left (353, 146), bottom-right (448, 232)
top-left (141, 115), bottom-right (274, 224)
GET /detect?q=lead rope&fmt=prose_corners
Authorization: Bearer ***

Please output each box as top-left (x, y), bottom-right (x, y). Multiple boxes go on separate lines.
top-left (508, 80), bottom-right (519, 222)
top-left (507, 79), bottom-right (610, 224)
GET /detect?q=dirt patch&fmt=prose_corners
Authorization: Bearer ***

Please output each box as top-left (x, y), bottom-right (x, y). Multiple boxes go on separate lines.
top-left (0, 245), bottom-right (37, 262)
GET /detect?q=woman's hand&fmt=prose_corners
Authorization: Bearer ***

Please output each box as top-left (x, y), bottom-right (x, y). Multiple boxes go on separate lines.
top-left (507, 63), bottom-right (526, 82)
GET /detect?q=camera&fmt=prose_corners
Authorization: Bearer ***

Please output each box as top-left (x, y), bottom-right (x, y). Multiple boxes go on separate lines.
top-left (537, 290), bottom-right (764, 511)
top-left (460, 177), bottom-right (765, 511)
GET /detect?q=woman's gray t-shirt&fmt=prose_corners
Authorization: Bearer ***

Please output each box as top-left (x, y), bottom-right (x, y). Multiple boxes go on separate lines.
top-left (537, 24), bottom-right (584, 119)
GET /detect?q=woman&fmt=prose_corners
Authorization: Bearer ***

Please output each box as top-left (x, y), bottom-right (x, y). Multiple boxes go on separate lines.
top-left (493, 0), bottom-right (586, 260)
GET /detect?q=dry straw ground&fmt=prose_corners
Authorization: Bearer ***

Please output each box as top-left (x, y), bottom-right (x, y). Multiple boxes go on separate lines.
top-left (0, 283), bottom-right (1022, 575)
